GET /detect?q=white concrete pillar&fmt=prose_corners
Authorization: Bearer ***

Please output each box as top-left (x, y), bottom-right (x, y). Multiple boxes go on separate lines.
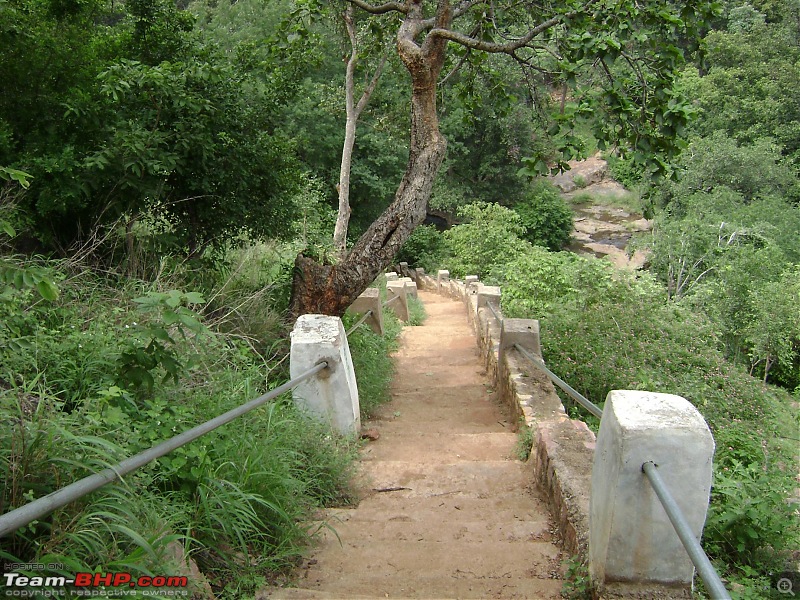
top-left (346, 288), bottom-right (384, 335)
top-left (399, 261), bottom-right (409, 276)
top-left (477, 286), bottom-right (501, 318)
top-left (404, 280), bottom-right (418, 299)
top-left (386, 280), bottom-right (409, 322)
top-left (437, 270), bottom-right (450, 292)
top-left (290, 315), bottom-right (360, 436)
top-left (590, 391), bottom-right (715, 587)
top-left (385, 272), bottom-right (399, 282)
top-left (500, 318), bottom-right (541, 357)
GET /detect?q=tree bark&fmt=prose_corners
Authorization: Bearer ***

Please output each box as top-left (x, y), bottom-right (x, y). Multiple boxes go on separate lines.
top-left (333, 4), bottom-right (387, 259)
top-left (289, 0), bottom-right (450, 318)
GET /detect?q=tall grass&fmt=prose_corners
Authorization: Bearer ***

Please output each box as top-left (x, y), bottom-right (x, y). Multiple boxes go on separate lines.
top-left (0, 244), bottom-right (365, 597)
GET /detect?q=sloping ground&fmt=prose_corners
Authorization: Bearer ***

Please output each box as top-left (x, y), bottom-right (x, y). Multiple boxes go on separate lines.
top-left (260, 290), bottom-right (565, 599)
top-left (551, 154), bottom-right (652, 270)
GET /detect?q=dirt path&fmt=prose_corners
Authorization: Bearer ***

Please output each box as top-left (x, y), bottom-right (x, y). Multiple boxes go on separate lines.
top-left (260, 290), bottom-right (565, 599)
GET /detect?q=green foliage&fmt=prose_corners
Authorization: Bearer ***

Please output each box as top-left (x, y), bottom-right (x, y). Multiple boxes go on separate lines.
top-left (679, 6), bottom-right (800, 165)
top-left (407, 295), bottom-right (427, 327)
top-left (345, 307), bottom-right (402, 417)
top-left (514, 423), bottom-right (534, 461)
top-left (117, 290), bottom-right (207, 392)
top-left (655, 133), bottom-right (799, 207)
top-left (562, 555), bottom-right (593, 600)
top-left (512, 182), bottom-right (574, 251)
top-left (705, 459), bottom-right (798, 570)
top-left (443, 203), bottom-right (531, 279)
top-left (746, 267), bottom-right (800, 384)
top-left (0, 253), bottom-right (362, 595)
top-left (396, 224), bottom-right (445, 274)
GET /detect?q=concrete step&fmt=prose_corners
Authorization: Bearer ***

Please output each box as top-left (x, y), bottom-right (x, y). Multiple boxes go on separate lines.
top-left (290, 541), bottom-right (563, 599)
top-left (314, 514), bottom-right (554, 545)
top-left (326, 492), bottom-right (551, 519)
top-left (360, 432), bottom-right (518, 462)
top-left (360, 460), bottom-right (531, 497)
top-left (264, 576), bottom-right (564, 600)
top-left (389, 363), bottom-right (487, 389)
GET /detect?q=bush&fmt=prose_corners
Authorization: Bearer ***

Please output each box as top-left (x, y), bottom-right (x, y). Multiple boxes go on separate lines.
top-left (443, 202), bottom-right (531, 279)
top-left (0, 252), bottom-right (362, 596)
top-left (396, 224), bottom-right (445, 274)
top-left (513, 181), bottom-right (574, 251)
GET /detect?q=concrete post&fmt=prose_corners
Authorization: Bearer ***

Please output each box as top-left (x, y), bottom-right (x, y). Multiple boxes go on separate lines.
top-left (590, 391), bottom-right (715, 587)
top-left (437, 270), bottom-right (450, 292)
top-left (415, 267), bottom-right (425, 284)
top-left (345, 288), bottom-right (384, 335)
top-left (386, 280), bottom-right (409, 322)
top-left (290, 315), bottom-right (360, 436)
top-left (399, 262), bottom-right (409, 276)
top-left (500, 318), bottom-right (541, 357)
top-left (404, 280), bottom-right (418, 299)
top-left (477, 286), bottom-right (502, 318)
top-left (385, 272), bottom-right (399, 282)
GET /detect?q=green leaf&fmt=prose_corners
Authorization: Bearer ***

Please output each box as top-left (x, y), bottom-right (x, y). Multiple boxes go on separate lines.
top-left (35, 279), bottom-right (59, 301)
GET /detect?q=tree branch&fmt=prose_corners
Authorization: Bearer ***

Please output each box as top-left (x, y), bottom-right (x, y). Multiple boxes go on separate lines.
top-left (346, 0), bottom-right (409, 14)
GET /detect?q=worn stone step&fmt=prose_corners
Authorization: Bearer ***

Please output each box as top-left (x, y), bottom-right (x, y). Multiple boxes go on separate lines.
top-left (390, 363), bottom-right (487, 389)
top-left (360, 460), bottom-right (531, 497)
top-left (314, 514), bottom-right (553, 545)
top-left (291, 541), bottom-right (563, 599)
top-left (360, 432), bottom-right (518, 462)
top-left (327, 491), bottom-right (549, 517)
top-left (280, 574), bottom-right (565, 600)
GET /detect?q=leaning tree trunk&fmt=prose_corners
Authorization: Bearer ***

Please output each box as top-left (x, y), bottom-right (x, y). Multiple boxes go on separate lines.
top-left (289, 2), bottom-right (450, 318)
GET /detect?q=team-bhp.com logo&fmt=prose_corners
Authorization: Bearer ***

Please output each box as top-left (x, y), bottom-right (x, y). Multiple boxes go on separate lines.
top-left (3, 572), bottom-right (189, 596)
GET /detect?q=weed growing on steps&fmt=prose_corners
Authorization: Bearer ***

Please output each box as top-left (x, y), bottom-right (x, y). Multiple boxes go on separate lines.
top-left (408, 295), bottom-right (427, 326)
top-left (561, 555), bottom-right (593, 599)
top-left (514, 422), bottom-right (535, 461)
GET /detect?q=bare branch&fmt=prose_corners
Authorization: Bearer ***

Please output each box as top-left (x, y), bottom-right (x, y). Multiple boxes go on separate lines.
top-left (427, 14), bottom-right (563, 53)
top-left (346, 0), bottom-right (408, 15)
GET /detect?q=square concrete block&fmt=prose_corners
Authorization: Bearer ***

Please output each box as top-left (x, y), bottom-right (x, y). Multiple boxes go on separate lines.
top-left (590, 391), bottom-right (714, 586)
top-left (346, 288), bottom-right (384, 335)
top-left (290, 315), bottom-right (360, 436)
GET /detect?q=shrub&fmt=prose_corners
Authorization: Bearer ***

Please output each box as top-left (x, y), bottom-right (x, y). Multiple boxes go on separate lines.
top-left (443, 202), bottom-right (531, 279)
top-left (396, 224), bottom-right (445, 273)
top-left (513, 181), bottom-right (574, 251)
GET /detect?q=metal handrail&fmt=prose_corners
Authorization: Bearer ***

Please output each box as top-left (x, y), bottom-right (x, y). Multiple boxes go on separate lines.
top-left (511, 341), bottom-right (728, 596)
top-left (513, 343), bottom-right (604, 418)
top-left (383, 294), bottom-right (400, 307)
top-left (346, 310), bottom-right (373, 336)
top-left (0, 362), bottom-right (328, 538)
top-left (486, 300), bottom-right (501, 322)
top-left (642, 462), bottom-right (731, 599)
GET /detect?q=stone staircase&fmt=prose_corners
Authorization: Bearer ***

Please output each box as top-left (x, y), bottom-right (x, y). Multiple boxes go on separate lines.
top-left (259, 290), bottom-right (565, 599)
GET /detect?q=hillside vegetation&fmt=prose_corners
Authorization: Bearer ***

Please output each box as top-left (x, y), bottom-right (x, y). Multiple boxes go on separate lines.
top-left (1, 0), bottom-right (798, 597)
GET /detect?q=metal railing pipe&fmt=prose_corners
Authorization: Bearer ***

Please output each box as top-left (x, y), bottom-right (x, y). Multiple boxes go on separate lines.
top-left (382, 295), bottom-right (400, 307)
top-left (0, 362), bottom-right (328, 538)
top-left (513, 343), bottom-right (604, 419)
top-left (346, 310), bottom-right (373, 336)
top-left (486, 300), bottom-right (501, 322)
top-left (642, 461), bottom-right (731, 599)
